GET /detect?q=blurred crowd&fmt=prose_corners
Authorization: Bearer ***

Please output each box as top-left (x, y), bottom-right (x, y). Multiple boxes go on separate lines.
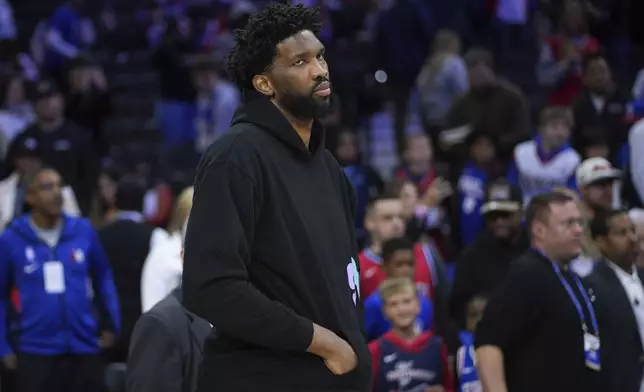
top-left (1, 0), bottom-right (644, 390)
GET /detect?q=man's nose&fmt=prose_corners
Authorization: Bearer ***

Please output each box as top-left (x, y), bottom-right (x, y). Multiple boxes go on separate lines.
top-left (311, 60), bottom-right (328, 79)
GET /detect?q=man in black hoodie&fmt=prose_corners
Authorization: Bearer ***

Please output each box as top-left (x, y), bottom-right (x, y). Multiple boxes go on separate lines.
top-left (182, 4), bottom-right (371, 392)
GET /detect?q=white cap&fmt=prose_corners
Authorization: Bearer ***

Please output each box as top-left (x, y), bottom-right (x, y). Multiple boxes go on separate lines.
top-left (575, 157), bottom-right (621, 186)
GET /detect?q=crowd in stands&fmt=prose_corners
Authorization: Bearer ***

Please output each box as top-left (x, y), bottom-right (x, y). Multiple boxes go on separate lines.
top-left (1, 0), bottom-right (644, 390)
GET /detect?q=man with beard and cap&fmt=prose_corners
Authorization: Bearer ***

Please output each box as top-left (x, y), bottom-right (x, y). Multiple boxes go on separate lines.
top-left (449, 179), bottom-right (529, 327)
top-left (182, 4), bottom-right (370, 392)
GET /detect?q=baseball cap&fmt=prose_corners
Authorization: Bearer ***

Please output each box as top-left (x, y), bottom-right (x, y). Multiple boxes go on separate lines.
top-left (480, 180), bottom-right (523, 215)
top-left (575, 157), bottom-right (621, 186)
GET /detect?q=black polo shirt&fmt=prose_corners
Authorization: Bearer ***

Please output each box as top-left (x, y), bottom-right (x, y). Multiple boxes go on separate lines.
top-left (475, 249), bottom-right (609, 392)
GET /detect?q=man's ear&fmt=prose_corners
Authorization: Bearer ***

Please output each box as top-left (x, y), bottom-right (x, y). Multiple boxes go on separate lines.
top-left (364, 212), bottom-right (375, 233)
top-left (25, 190), bottom-right (34, 207)
top-left (181, 248), bottom-right (184, 263)
top-left (594, 237), bottom-right (606, 252)
top-left (252, 74), bottom-right (274, 97)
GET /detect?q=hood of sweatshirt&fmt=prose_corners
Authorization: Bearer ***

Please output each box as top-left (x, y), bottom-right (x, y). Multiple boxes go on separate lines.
top-left (229, 89), bottom-right (326, 161)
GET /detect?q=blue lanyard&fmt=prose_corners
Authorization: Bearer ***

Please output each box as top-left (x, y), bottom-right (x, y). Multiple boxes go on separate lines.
top-left (538, 250), bottom-right (599, 335)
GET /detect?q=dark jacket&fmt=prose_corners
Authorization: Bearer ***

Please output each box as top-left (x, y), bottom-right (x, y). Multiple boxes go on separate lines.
top-left (127, 288), bottom-right (211, 392)
top-left (571, 87), bottom-right (633, 157)
top-left (98, 217), bottom-right (156, 363)
top-left (475, 249), bottom-right (609, 392)
top-left (449, 230), bottom-right (530, 327)
top-left (64, 88), bottom-right (112, 158)
top-left (445, 81), bottom-right (531, 162)
top-left (182, 91), bottom-right (371, 391)
top-left (3, 121), bottom-right (99, 213)
top-left (584, 261), bottom-right (644, 392)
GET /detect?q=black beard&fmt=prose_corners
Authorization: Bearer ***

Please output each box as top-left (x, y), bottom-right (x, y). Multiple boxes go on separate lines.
top-left (277, 88), bottom-right (334, 120)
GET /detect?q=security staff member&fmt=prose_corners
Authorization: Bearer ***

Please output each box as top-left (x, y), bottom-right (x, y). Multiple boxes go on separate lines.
top-left (475, 191), bottom-right (608, 392)
top-left (586, 209), bottom-right (644, 392)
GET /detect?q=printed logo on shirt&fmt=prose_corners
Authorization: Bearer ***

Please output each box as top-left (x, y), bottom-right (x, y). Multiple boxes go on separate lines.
top-left (24, 138), bottom-right (37, 150)
top-left (53, 140), bottom-right (71, 151)
top-left (24, 263), bottom-right (38, 275)
top-left (461, 381), bottom-right (482, 392)
top-left (346, 257), bottom-right (360, 305)
top-left (25, 246), bottom-right (34, 261)
top-left (386, 360), bottom-right (436, 389)
top-left (384, 353), bottom-right (398, 363)
top-left (72, 249), bottom-right (85, 264)
top-left (365, 267), bottom-right (378, 279)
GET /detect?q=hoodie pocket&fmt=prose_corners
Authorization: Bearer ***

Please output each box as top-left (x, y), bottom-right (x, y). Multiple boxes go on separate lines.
top-left (338, 328), bottom-right (373, 382)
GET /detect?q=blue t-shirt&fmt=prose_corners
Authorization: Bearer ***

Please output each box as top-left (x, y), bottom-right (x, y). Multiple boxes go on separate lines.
top-left (457, 162), bottom-right (490, 246)
top-left (46, 5), bottom-right (83, 69)
top-left (364, 292), bottom-right (434, 341)
top-left (457, 331), bottom-right (481, 392)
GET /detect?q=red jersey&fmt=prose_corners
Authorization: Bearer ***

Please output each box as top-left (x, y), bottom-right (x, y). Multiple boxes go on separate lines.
top-left (358, 243), bottom-right (439, 299)
top-left (369, 330), bottom-right (454, 392)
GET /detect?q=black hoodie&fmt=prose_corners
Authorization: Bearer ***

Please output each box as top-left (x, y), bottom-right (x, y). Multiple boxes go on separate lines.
top-left (182, 92), bottom-right (371, 392)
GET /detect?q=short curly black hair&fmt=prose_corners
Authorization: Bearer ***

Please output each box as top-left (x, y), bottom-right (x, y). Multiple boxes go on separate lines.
top-left (225, 3), bottom-right (322, 91)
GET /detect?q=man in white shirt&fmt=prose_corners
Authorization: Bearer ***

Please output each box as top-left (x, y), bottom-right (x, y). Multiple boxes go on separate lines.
top-left (586, 209), bottom-right (644, 392)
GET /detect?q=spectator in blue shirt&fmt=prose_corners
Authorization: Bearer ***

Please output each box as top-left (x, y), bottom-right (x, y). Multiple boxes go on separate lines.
top-left (456, 293), bottom-right (487, 392)
top-left (0, 167), bottom-right (120, 392)
top-left (456, 131), bottom-right (504, 247)
top-left (44, 0), bottom-right (95, 86)
top-left (364, 237), bottom-right (433, 341)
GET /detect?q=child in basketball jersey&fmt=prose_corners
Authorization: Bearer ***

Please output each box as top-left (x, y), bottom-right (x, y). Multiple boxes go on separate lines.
top-left (456, 294), bottom-right (488, 392)
top-left (508, 106), bottom-right (580, 204)
top-left (364, 238), bottom-right (434, 341)
top-left (369, 278), bottom-right (454, 392)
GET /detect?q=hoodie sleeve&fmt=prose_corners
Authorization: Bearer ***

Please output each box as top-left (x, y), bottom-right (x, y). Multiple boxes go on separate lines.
top-left (182, 146), bottom-right (314, 351)
top-left (87, 226), bottom-right (121, 334)
top-left (0, 237), bottom-right (13, 357)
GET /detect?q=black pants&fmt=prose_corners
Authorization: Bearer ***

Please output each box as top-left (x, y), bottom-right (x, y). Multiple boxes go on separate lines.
top-left (16, 353), bottom-right (105, 392)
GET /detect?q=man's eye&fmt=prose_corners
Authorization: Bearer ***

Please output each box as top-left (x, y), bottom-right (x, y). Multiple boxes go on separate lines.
top-left (316, 54), bottom-right (325, 60)
top-left (293, 60), bottom-right (305, 66)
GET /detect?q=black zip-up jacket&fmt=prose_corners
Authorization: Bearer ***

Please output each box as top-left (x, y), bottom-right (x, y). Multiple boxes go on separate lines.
top-left (182, 93), bottom-right (371, 392)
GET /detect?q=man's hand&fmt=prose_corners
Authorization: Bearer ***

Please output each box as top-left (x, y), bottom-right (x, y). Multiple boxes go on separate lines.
top-left (323, 337), bottom-right (357, 375)
top-left (307, 324), bottom-right (358, 375)
top-left (2, 353), bottom-right (16, 370)
top-left (426, 386), bottom-right (445, 392)
top-left (98, 331), bottom-right (115, 349)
